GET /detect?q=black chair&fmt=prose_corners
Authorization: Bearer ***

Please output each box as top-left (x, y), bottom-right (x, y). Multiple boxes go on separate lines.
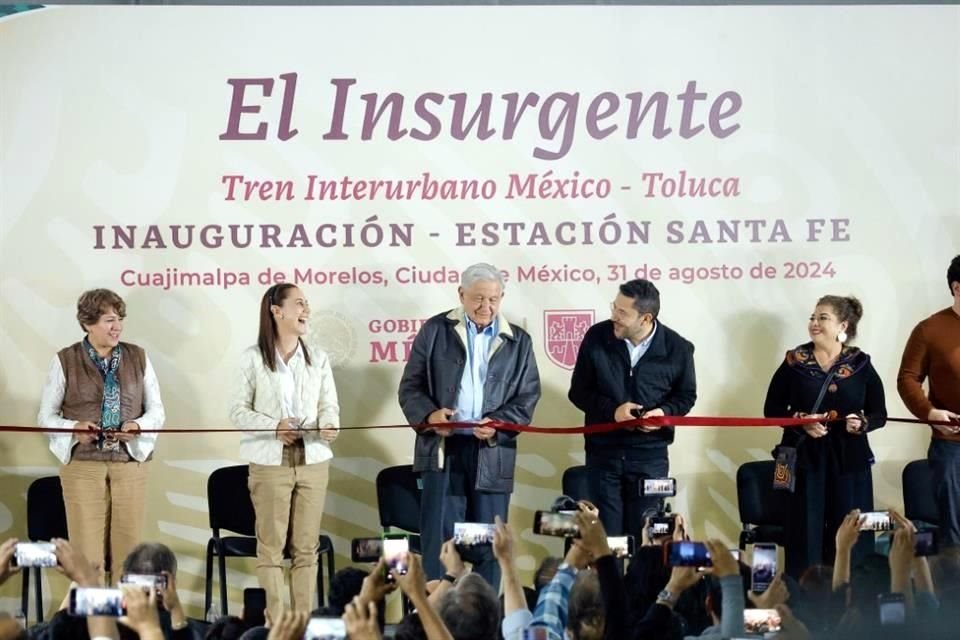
top-left (562, 465), bottom-right (590, 502)
top-left (375, 465), bottom-right (422, 615)
top-left (204, 465), bottom-right (335, 616)
top-left (22, 476), bottom-right (69, 623)
top-left (736, 461), bottom-right (788, 550)
top-left (903, 459), bottom-right (940, 528)
top-left (375, 464), bottom-right (422, 549)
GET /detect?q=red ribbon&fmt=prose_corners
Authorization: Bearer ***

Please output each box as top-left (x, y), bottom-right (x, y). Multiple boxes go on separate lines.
top-left (1, 414), bottom-right (954, 435)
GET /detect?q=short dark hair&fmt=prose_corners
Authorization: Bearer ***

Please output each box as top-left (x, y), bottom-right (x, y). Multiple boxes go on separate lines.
top-left (438, 574), bottom-right (500, 640)
top-left (394, 612), bottom-right (427, 640)
top-left (948, 255), bottom-right (960, 295)
top-left (122, 542), bottom-right (177, 575)
top-left (328, 567), bottom-right (368, 614)
top-left (619, 279), bottom-right (660, 319)
top-left (204, 616), bottom-right (249, 640)
top-left (76, 289), bottom-right (126, 332)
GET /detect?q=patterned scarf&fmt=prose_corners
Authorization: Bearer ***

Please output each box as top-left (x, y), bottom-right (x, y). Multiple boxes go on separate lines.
top-left (84, 339), bottom-right (122, 449)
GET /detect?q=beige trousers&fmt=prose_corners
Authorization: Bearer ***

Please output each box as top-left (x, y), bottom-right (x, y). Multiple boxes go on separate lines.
top-left (248, 446), bottom-right (329, 621)
top-left (59, 460), bottom-right (149, 576)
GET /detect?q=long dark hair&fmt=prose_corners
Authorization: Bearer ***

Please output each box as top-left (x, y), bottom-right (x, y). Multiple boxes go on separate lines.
top-left (257, 283), bottom-right (312, 372)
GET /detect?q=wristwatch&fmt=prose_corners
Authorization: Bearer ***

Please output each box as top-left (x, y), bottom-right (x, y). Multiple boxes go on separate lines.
top-left (656, 588), bottom-right (676, 607)
top-left (442, 573), bottom-right (458, 584)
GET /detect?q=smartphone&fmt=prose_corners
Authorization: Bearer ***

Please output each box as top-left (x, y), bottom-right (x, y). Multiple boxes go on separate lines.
top-left (68, 587), bottom-right (126, 617)
top-left (382, 534), bottom-right (409, 581)
top-left (743, 608), bottom-right (782, 634)
top-left (351, 537), bottom-right (383, 563)
top-left (859, 511), bottom-right (893, 532)
top-left (304, 616), bottom-right (346, 640)
top-left (607, 535), bottom-right (635, 559)
top-left (649, 515), bottom-right (675, 537)
top-left (453, 522), bottom-right (496, 548)
top-left (119, 573), bottom-right (167, 592)
top-left (751, 543), bottom-right (777, 593)
top-left (878, 593), bottom-right (906, 625)
top-left (914, 529), bottom-right (939, 557)
top-left (532, 510), bottom-right (579, 537)
top-left (242, 588), bottom-right (266, 628)
top-left (641, 478), bottom-right (677, 497)
top-left (12, 542), bottom-right (58, 568)
top-left (521, 629), bottom-right (550, 640)
top-left (666, 541), bottom-right (711, 567)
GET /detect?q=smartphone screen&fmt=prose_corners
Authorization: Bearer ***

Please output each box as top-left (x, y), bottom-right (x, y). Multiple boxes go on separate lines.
top-left (649, 515), bottom-right (675, 537)
top-left (351, 537), bottom-right (383, 563)
top-left (453, 522), bottom-right (496, 547)
top-left (641, 478), bottom-right (677, 497)
top-left (13, 542), bottom-right (57, 568)
top-left (242, 588), bottom-right (266, 628)
top-left (382, 535), bottom-right (409, 580)
top-left (878, 593), bottom-right (906, 625)
top-left (667, 541), bottom-right (711, 567)
top-left (743, 608), bottom-right (782, 634)
top-left (521, 629), bottom-right (550, 640)
top-left (532, 511), bottom-right (579, 537)
top-left (304, 616), bottom-right (347, 640)
top-left (69, 587), bottom-right (125, 617)
top-left (119, 573), bottom-right (167, 592)
top-left (607, 535), bottom-right (635, 559)
top-left (751, 544), bottom-right (777, 593)
top-left (859, 511), bottom-right (893, 532)
top-left (731, 549), bottom-right (742, 563)
top-left (914, 529), bottom-right (939, 557)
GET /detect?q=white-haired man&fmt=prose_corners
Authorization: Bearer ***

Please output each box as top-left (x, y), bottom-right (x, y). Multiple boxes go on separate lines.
top-left (399, 263), bottom-right (541, 588)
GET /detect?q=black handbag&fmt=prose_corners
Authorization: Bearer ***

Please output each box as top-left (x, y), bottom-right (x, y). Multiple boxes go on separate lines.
top-left (773, 371), bottom-right (836, 492)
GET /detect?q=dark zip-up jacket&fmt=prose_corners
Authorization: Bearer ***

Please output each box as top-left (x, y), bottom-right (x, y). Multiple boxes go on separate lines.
top-left (568, 319), bottom-right (696, 454)
top-left (398, 308), bottom-right (541, 493)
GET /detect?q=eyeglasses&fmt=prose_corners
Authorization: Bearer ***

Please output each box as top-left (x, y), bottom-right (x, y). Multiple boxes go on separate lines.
top-left (610, 302), bottom-right (638, 321)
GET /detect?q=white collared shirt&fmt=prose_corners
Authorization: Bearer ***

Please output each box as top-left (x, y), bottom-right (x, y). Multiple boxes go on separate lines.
top-left (37, 353), bottom-right (166, 464)
top-left (624, 322), bottom-right (657, 367)
top-left (275, 344), bottom-right (303, 420)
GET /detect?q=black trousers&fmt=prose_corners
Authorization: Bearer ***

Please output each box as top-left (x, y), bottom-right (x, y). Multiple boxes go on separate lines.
top-left (784, 456), bottom-right (874, 578)
top-left (419, 437), bottom-right (509, 588)
top-left (928, 439), bottom-right (960, 546)
top-left (585, 450), bottom-right (669, 537)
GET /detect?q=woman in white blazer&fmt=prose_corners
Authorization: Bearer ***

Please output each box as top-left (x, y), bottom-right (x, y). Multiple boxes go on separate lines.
top-left (230, 283), bottom-right (339, 620)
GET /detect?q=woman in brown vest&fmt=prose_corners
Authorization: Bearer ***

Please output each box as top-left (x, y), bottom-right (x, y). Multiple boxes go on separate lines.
top-left (37, 289), bottom-right (166, 577)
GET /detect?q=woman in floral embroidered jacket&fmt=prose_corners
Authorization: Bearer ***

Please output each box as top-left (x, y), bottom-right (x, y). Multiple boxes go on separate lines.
top-left (763, 295), bottom-right (887, 577)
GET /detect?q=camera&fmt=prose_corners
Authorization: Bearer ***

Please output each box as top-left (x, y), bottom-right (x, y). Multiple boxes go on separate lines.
top-left (12, 542), bottom-right (58, 568)
top-left (69, 587), bottom-right (125, 617)
top-left (304, 616), bottom-right (346, 640)
top-left (878, 593), bottom-right (906, 625)
top-left (351, 537), bottom-right (383, 563)
top-left (859, 511), bottom-right (893, 532)
top-left (453, 522), bottom-right (496, 548)
top-left (382, 534), bottom-right (409, 582)
top-left (533, 496), bottom-right (582, 538)
top-left (665, 541), bottom-right (711, 567)
top-left (640, 477), bottom-right (677, 497)
top-left (119, 573), bottom-right (167, 593)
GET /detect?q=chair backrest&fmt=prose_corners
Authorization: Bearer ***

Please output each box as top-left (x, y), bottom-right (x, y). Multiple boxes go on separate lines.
top-left (376, 465), bottom-right (421, 533)
top-left (736, 461), bottom-right (788, 526)
top-left (562, 465), bottom-right (590, 502)
top-left (903, 459), bottom-right (940, 525)
top-left (27, 476), bottom-right (69, 541)
top-left (207, 465), bottom-right (256, 537)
